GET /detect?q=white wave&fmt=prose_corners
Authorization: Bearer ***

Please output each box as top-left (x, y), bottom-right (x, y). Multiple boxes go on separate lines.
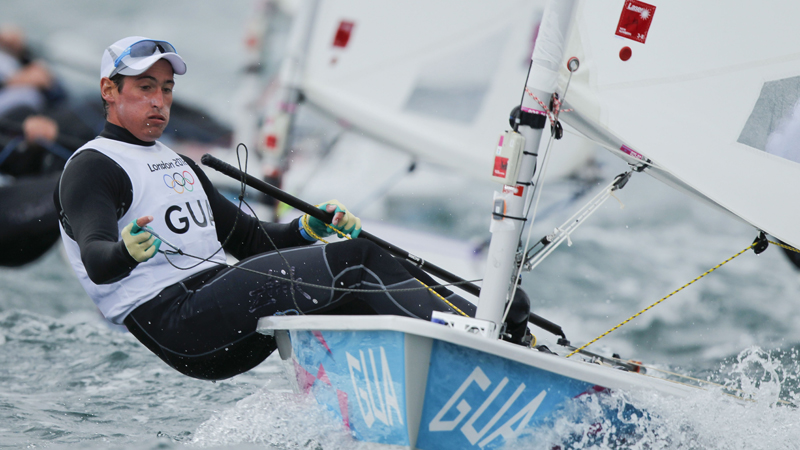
top-left (516, 347), bottom-right (800, 450)
top-left (190, 376), bottom-right (372, 450)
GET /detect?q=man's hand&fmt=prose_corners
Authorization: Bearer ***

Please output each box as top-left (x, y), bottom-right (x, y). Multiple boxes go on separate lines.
top-left (121, 216), bottom-right (161, 262)
top-left (306, 199), bottom-right (362, 239)
top-left (6, 62), bottom-right (53, 89)
top-left (22, 116), bottom-right (58, 143)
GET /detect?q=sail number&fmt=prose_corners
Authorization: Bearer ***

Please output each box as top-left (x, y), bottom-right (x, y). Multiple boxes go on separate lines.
top-left (346, 347), bottom-right (404, 428)
top-left (428, 366), bottom-right (547, 448)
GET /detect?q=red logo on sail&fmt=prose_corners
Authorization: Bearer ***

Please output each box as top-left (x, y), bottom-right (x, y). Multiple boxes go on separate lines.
top-left (616, 1), bottom-right (656, 44)
top-left (333, 21), bottom-right (355, 48)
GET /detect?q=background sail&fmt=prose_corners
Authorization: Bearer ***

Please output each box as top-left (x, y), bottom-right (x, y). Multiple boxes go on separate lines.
top-left (296, 0), bottom-right (595, 181)
top-left (560, 0), bottom-right (800, 248)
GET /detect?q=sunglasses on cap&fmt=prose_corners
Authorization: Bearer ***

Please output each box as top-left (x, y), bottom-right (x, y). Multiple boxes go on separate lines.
top-left (110, 39), bottom-right (178, 76)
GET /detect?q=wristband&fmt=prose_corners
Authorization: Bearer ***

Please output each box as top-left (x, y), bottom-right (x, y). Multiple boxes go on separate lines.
top-left (299, 217), bottom-right (316, 242)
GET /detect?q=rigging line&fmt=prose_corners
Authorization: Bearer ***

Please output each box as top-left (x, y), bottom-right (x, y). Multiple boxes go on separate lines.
top-left (162, 199), bottom-right (485, 294)
top-left (162, 143), bottom-right (306, 313)
top-left (523, 88), bottom-right (574, 125)
top-left (162, 144), bottom-right (485, 303)
top-left (520, 68), bottom-right (575, 224)
top-left (160, 143), bottom-right (253, 272)
top-left (502, 130), bottom-right (556, 326)
top-left (769, 239), bottom-right (800, 254)
top-left (517, 59), bottom-right (535, 115)
top-left (234, 143), bottom-right (315, 315)
top-left (635, 372), bottom-right (761, 405)
top-left (565, 242), bottom-right (756, 358)
top-left (156, 157), bottom-right (484, 295)
top-left (554, 117), bottom-right (658, 171)
top-left (164, 247), bottom-right (483, 294)
top-left (160, 216), bottom-right (487, 293)
top-left (244, 197), bottom-right (303, 313)
top-left (569, 345), bottom-right (748, 393)
top-left (580, 354), bottom-right (797, 406)
top-left (623, 362), bottom-right (795, 406)
top-left (417, 280), bottom-right (469, 318)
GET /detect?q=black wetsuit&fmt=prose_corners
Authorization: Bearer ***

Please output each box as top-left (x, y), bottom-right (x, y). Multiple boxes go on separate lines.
top-left (56, 122), bottom-right (488, 381)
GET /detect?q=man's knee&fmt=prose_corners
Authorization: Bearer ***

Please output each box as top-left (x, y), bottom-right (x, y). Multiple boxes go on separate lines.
top-left (325, 238), bottom-right (407, 284)
top-left (326, 238), bottom-right (384, 265)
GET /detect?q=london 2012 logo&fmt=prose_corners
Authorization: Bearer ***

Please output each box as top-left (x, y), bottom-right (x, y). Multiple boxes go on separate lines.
top-left (163, 171), bottom-right (195, 194)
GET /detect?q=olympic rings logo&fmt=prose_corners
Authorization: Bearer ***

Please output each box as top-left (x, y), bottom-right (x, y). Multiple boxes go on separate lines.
top-left (163, 171), bottom-right (195, 194)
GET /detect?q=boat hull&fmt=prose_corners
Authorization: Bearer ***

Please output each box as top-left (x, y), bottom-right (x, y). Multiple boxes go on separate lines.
top-left (0, 172), bottom-right (61, 266)
top-left (258, 315), bottom-right (695, 449)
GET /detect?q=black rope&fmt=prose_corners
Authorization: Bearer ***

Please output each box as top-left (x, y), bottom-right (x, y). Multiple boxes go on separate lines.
top-left (161, 143), bottom-right (249, 271)
top-left (159, 143), bottom-right (485, 302)
top-left (492, 212), bottom-right (528, 222)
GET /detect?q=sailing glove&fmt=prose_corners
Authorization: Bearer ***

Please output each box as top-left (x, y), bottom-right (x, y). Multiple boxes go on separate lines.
top-left (121, 220), bottom-right (161, 262)
top-left (304, 199), bottom-right (362, 240)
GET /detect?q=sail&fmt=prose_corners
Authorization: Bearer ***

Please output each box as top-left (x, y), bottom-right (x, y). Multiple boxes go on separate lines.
top-left (558, 0), bottom-right (800, 248)
top-left (295, 0), bottom-right (595, 181)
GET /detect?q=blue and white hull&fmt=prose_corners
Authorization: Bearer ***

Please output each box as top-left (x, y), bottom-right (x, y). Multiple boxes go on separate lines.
top-left (257, 315), bottom-right (696, 449)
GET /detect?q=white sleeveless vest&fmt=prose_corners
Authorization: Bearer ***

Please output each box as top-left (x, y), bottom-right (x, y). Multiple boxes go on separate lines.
top-left (59, 137), bottom-right (226, 324)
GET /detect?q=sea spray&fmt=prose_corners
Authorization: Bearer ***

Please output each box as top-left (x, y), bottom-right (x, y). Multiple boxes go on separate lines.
top-left (513, 347), bottom-right (800, 450)
top-left (720, 346), bottom-right (800, 405)
top-left (190, 381), bottom-right (371, 449)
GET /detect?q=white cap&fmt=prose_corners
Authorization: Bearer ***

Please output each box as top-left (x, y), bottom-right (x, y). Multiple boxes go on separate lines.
top-left (100, 36), bottom-right (186, 79)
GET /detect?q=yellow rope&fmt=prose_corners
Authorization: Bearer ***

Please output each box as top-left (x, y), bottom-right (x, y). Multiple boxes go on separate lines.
top-left (565, 242), bottom-right (756, 358)
top-left (769, 239), bottom-right (800, 253)
top-left (417, 280), bottom-right (470, 317)
top-left (301, 212), bottom-right (353, 244)
top-left (302, 213), bottom-right (470, 318)
top-left (420, 278), bottom-right (540, 344)
top-left (301, 214), bottom-right (329, 243)
top-left (561, 237), bottom-right (796, 406)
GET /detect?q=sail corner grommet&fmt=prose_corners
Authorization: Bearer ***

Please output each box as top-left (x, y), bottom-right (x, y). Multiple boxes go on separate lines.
top-left (567, 57), bottom-right (580, 72)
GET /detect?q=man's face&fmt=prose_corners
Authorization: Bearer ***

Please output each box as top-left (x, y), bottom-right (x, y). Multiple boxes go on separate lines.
top-left (102, 59), bottom-right (174, 142)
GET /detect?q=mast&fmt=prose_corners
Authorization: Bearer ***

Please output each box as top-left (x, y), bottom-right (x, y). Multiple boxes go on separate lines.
top-left (476, 0), bottom-right (577, 336)
top-left (256, 0), bottom-right (319, 215)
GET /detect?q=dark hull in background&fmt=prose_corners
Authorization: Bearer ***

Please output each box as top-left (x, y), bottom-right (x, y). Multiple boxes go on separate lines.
top-left (0, 172), bottom-right (61, 266)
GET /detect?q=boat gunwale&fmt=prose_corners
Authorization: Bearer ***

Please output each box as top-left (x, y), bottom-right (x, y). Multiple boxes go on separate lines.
top-left (257, 314), bottom-right (698, 398)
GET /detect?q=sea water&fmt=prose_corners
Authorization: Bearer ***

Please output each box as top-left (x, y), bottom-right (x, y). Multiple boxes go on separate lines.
top-left (3, 150), bottom-right (800, 449)
top-left (3, 0), bottom-right (800, 448)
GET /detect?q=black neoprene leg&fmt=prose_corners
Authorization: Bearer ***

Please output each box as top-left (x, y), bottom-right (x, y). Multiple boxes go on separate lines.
top-left (397, 257), bottom-right (530, 343)
top-left (321, 239), bottom-right (468, 320)
top-left (124, 239), bottom-right (470, 380)
top-left (395, 258), bottom-right (477, 316)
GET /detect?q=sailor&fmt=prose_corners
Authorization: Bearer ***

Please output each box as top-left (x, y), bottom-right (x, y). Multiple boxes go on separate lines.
top-left (55, 37), bottom-right (530, 381)
top-left (0, 24), bottom-right (79, 176)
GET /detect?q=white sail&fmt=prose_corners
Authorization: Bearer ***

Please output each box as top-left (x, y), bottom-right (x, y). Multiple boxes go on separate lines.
top-left (295, 0), bottom-right (595, 181)
top-left (559, 0), bottom-right (800, 248)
